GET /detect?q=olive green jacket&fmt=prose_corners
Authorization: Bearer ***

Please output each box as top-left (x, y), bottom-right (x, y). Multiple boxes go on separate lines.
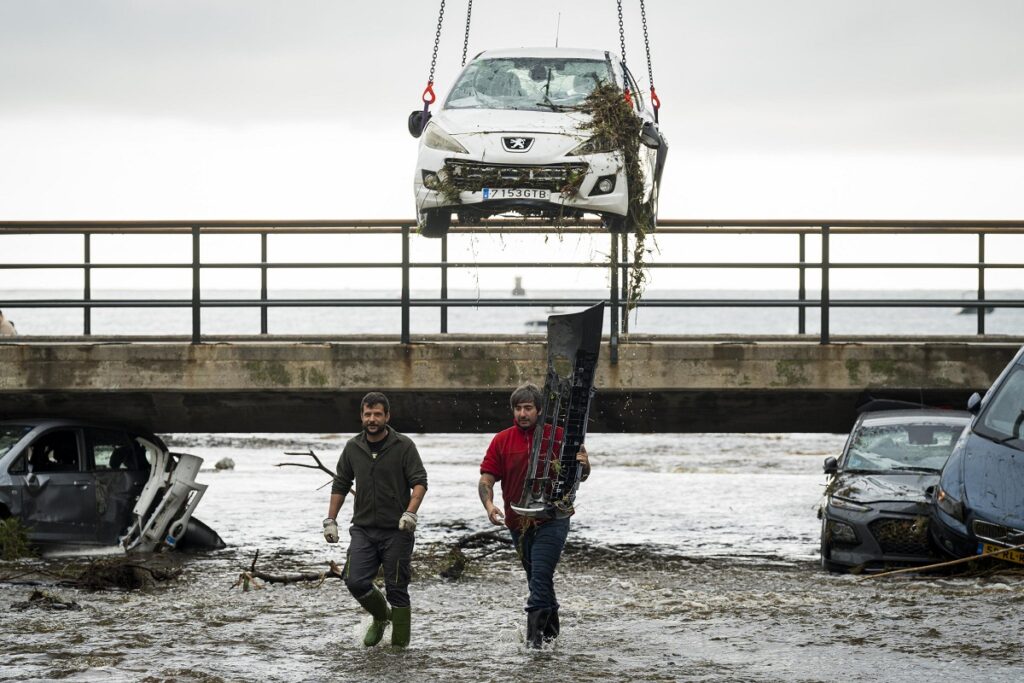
top-left (332, 428), bottom-right (428, 529)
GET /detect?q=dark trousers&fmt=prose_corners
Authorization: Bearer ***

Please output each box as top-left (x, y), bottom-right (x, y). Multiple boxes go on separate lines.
top-left (342, 525), bottom-right (415, 608)
top-left (509, 516), bottom-right (570, 612)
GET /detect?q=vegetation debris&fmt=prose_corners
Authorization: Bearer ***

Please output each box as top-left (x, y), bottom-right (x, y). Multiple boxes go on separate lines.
top-left (0, 517), bottom-right (34, 561)
top-left (10, 589), bottom-right (81, 611)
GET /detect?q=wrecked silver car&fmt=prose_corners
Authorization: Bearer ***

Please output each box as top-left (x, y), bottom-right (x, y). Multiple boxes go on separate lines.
top-left (0, 419), bottom-right (222, 553)
top-left (819, 409), bottom-right (971, 572)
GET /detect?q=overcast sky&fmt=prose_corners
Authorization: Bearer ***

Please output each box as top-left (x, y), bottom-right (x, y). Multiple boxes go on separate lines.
top-left (1, 1), bottom-right (1022, 296)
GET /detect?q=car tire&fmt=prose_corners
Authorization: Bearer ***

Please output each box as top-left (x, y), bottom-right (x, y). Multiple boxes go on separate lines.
top-left (602, 213), bottom-right (628, 234)
top-left (419, 211), bottom-right (451, 238)
top-left (819, 523), bottom-right (847, 573)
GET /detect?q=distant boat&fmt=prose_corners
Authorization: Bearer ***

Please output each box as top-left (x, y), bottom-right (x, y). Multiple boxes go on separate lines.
top-left (525, 305), bottom-right (567, 330)
top-left (957, 306), bottom-right (995, 315)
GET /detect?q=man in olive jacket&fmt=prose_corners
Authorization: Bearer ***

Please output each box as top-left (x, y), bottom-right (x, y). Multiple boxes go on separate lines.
top-left (323, 392), bottom-right (428, 648)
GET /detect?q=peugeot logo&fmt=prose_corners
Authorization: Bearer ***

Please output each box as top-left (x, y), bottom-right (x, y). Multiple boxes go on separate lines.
top-left (502, 136), bottom-right (535, 152)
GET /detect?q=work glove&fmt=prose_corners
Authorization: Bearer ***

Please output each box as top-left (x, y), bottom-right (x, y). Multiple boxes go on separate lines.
top-left (323, 518), bottom-right (339, 544)
top-left (398, 511), bottom-right (418, 533)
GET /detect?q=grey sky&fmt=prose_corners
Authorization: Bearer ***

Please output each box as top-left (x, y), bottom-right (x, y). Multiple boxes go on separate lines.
top-left (0, 0), bottom-right (1022, 220)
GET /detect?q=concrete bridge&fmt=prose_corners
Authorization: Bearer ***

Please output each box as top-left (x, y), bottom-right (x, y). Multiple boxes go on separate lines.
top-left (0, 337), bottom-right (1019, 433)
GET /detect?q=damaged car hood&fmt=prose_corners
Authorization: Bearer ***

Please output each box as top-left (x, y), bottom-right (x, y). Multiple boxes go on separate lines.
top-left (435, 109), bottom-right (589, 137)
top-left (831, 472), bottom-right (937, 504)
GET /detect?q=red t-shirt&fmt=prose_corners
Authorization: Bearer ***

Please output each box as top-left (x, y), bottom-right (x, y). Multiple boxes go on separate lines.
top-left (480, 422), bottom-right (564, 530)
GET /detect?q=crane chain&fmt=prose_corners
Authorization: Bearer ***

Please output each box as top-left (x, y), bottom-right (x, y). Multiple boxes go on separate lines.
top-left (617, 0), bottom-right (627, 66)
top-left (640, 0), bottom-right (654, 90)
top-left (428, 0), bottom-right (446, 86)
top-left (461, 0), bottom-right (473, 67)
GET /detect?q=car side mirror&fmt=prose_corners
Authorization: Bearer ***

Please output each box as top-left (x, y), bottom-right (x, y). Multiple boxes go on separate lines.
top-left (408, 110), bottom-right (431, 138)
top-left (823, 457), bottom-right (838, 475)
top-left (639, 121), bottom-right (661, 149)
top-left (966, 392), bottom-right (982, 414)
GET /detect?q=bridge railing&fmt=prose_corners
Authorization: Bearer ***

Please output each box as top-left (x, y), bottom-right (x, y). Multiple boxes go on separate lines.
top-left (2, 220), bottom-right (1024, 359)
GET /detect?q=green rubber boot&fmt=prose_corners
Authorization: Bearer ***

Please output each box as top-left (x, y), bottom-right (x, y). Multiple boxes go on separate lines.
top-left (355, 586), bottom-right (391, 647)
top-left (391, 606), bottom-right (411, 647)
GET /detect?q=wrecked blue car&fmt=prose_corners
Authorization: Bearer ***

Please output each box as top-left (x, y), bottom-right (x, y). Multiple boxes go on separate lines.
top-left (932, 346), bottom-right (1024, 562)
top-left (0, 419), bottom-right (223, 552)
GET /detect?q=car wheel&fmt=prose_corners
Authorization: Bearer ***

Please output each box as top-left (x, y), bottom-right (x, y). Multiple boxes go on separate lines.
top-left (419, 210), bottom-right (451, 238)
top-left (602, 213), bottom-right (628, 234)
top-left (820, 520), bottom-right (846, 573)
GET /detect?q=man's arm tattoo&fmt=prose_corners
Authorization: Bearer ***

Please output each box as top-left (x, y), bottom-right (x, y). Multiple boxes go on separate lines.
top-left (478, 480), bottom-right (494, 507)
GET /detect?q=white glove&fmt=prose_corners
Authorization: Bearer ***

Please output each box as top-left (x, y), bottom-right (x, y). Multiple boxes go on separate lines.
top-left (323, 518), bottom-right (339, 543)
top-left (398, 511), bottom-right (418, 532)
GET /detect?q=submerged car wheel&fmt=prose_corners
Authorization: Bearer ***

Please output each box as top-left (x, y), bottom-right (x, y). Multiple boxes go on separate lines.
top-left (419, 210), bottom-right (452, 239)
top-left (602, 214), bottom-right (628, 234)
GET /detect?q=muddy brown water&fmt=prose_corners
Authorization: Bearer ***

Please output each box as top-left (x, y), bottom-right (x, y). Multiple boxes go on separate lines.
top-left (3, 433), bottom-right (1023, 682)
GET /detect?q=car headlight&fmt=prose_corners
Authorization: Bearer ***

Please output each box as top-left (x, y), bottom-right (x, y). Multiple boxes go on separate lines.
top-left (422, 123), bottom-right (469, 154)
top-left (826, 519), bottom-right (859, 544)
top-left (829, 496), bottom-right (871, 512)
top-left (566, 135), bottom-right (616, 156)
top-left (936, 485), bottom-right (965, 522)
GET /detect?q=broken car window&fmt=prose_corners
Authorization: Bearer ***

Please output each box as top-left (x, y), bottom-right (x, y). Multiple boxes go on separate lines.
top-left (0, 425), bottom-right (31, 459)
top-left (844, 423), bottom-right (965, 472)
top-left (445, 57), bottom-right (613, 112)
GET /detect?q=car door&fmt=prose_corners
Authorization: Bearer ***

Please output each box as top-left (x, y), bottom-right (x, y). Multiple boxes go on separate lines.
top-left (88, 427), bottom-right (149, 544)
top-left (21, 427), bottom-right (98, 544)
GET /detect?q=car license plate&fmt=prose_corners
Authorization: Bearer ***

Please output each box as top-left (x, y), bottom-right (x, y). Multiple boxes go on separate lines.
top-left (481, 188), bottom-right (550, 200)
top-left (979, 542), bottom-right (1024, 565)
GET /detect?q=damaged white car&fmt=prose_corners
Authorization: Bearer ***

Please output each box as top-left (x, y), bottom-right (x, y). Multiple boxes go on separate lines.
top-left (410, 47), bottom-right (667, 237)
top-left (0, 419), bottom-right (223, 553)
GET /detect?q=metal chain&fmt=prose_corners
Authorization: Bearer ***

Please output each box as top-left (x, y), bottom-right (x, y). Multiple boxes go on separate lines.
top-left (428, 0), bottom-right (446, 84)
top-left (617, 0), bottom-right (627, 66)
top-left (640, 0), bottom-right (654, 90)
top-left (461, 0), bottom-right (473, 67)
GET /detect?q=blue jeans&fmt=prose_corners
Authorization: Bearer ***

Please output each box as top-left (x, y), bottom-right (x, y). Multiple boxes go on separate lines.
top-left (509, 516), bottom-right (570, 612)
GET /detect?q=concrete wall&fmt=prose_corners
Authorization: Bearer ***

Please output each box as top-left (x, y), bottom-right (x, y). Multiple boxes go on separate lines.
top-left (0, 339), bottom-right (1018, 433)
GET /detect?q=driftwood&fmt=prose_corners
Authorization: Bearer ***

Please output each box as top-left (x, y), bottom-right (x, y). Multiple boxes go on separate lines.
top-left (439, 528), bottom-right (513, 581)
top-left (232, 549), bottom-right (344, 591)
top-left (277, 449), bottom-right (355, 495)
top-left (1, 558), bottom-right (181, 591)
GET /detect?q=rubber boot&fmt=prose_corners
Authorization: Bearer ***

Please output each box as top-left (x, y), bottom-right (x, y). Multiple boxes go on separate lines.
top-left (526, 608), bottom-right (552, 649)
top-left (391, 606), bottom-right (411, 647)
top-left (543, 608), bottom-right (560, 642)
top-left (355, 586), bottom-right (391, 647)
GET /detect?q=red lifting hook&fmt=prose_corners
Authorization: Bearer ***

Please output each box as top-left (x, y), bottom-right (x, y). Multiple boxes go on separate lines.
top-left (623, 87), bottom-right (633, 107)
top-left (422, 82), bottom-right (437, 105)
top-left (650, 87), bottom-right (661, 111)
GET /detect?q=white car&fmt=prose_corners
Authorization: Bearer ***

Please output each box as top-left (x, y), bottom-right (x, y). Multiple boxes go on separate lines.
top-left (410, 47), bottom-right (667, 237)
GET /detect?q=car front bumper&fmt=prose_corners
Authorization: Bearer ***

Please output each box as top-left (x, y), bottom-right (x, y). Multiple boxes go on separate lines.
top-left (823, 502), bottom-right (937, 568)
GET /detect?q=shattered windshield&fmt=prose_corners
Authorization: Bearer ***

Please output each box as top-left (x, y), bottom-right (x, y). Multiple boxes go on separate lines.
top-left (843, 422), bottom-right (966, 472)
top-left (0, 425), bottom-right (32, 459)
top-left (978, 366), bottom-right (1024, 448)
top-left (445, 57), bottom-right (613, 112)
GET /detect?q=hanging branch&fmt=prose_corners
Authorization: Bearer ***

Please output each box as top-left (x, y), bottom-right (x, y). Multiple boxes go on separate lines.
top-left (277, 449), bottom-right (355, 496)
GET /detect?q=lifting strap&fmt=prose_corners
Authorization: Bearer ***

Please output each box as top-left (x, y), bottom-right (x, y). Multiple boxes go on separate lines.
top-left (421, 0), bottom-right (448, 110)
top-left (461, 0), bottom-right (473, 67)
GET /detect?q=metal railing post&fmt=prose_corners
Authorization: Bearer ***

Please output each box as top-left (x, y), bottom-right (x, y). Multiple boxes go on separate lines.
top-left (260, 233), bottom-right (269, 335)
top-left (191, 226), bottom-right (201, 344)
top-left (798, 232), bottom-right (806, 335)
top-left (401, 225), bottom-right (410, 344)
top-left (440, 234), bottom-right (448, 334)
top-left (820, 225), bottom-right (830, 344)
top-left (620, 232), bottom-right (630, 335)
top-left (978, 232), bottom-right (986, 335)
top-left (83, 233), bottom-right (91, 336)
top-left (609, 231), bottom-right (619, 363)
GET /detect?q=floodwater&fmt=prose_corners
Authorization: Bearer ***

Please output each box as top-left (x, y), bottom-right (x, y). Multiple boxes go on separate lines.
top-left (3, 432), bottom-right (1024, 682)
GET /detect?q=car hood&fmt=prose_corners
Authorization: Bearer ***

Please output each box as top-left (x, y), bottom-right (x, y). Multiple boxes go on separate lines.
top-left (962, 433), bottom-right (1024, 528)
top-left (435, 109), bottom-right (589, 137)
top-left (831, 472), bottom-right (938, 504)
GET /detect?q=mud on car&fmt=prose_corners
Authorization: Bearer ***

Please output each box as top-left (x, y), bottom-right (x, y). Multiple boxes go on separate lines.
top-left (410, 47), bottom-right (667, 237)
top-left (819, 409), bottom-right (971, 573)
top-left (0, 419), bottom-right (222, 553)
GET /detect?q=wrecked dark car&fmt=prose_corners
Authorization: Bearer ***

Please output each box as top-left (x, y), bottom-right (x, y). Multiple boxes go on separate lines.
top-left (932, 345), bottom-right (1024, 562)
top-left (819, 409), bottom-right (971, 572)
top-left (0, 419), bottom-right (223, 553)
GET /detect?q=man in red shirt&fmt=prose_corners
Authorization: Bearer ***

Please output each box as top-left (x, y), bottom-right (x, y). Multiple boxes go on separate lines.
top-left (478, 383), bottom-right (591, 648)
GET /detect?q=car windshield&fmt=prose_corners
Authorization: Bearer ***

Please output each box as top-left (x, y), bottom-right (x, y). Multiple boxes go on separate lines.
top-left (843, 422), bottom-right (966, 472)
top-left (445, 57), bottom-right (613, 112)
top-left (0, 425), bottom-right (32, 458)
top-left (977, 366), bottom-right (1024, 448)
